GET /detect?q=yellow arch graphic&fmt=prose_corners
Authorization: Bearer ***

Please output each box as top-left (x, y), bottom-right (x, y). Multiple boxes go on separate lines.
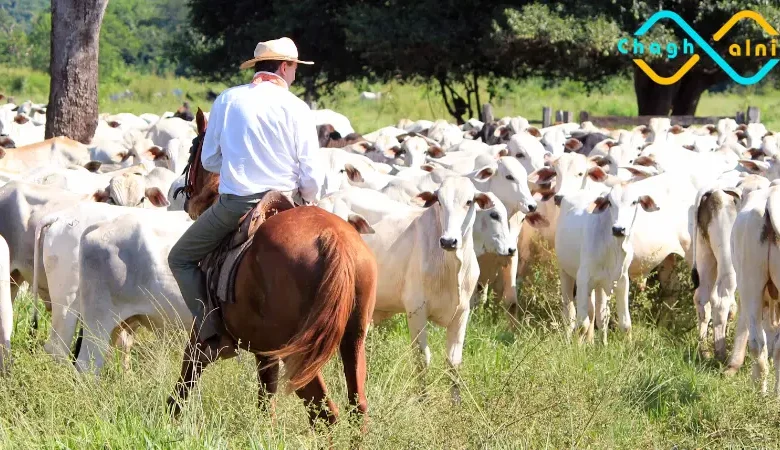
top-left (713, 10), bottom-right (779, 41)
top-left (633, 55), bottom-right (700, 85)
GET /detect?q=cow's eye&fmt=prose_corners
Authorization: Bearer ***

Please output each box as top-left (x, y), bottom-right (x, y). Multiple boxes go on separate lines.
top-left (466, 200), bottom-right (473, 207)
top-left (490, 211), bottom-right (500, 220)
top-left (516, 154), bottom-right (525, 158)
top-left (506, 175), bottom-right (515, 181)
top-left (578, 172), bottom-right (584, 176)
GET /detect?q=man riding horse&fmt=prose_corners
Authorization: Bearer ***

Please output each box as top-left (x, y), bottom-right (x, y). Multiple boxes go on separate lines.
top-left (168, 37), bottom-right (324, 360)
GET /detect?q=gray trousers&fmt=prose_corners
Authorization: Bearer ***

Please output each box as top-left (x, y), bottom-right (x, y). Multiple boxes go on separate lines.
top-left (168, 190), bottom-right (299, 340)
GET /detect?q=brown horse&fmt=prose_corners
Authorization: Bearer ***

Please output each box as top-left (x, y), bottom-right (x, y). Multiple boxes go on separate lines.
top-left (168, 109), bottom-right (378, 430)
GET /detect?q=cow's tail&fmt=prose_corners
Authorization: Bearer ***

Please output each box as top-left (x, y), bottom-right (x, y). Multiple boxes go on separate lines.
top-left (690, 188), bottom-right (711, 290)
top-left (32, 214), bottom-right (58, 330)
top-left (261, 228), bottom-right (356, 392)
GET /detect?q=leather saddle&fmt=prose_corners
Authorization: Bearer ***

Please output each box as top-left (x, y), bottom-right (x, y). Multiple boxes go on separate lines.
top-left (200, 191), bottom-right (296, 307)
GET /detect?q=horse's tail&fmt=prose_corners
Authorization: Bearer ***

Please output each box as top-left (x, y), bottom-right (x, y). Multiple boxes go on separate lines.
top-left (262, 228), bottom-right (356, 392)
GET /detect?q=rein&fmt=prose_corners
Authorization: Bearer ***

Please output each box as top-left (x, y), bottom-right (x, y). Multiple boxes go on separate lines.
top-left (173, 130), bottom-right (206, 201)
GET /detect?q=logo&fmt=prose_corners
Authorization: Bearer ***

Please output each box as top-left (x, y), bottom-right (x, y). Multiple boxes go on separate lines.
top-left (616, 10), bottom-right (779, 85)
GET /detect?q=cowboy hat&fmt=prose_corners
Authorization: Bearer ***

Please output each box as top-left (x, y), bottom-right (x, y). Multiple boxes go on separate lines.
top-left (239, 37), bottom-right (314, 70)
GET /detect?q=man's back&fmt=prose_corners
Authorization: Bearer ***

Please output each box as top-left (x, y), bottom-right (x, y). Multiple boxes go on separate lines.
top-left (201, 80), bottom-right (321, 200)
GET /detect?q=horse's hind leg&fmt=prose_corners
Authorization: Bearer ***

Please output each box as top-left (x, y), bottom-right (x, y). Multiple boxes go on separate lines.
top-left (254, 355), bottom-right (280, 420)
top-left (340, 318), bottom-right (368, 433)
top-left (295, 372), bottom-right (338, 428)
top-left (167, 332), bottom-right (212, 418)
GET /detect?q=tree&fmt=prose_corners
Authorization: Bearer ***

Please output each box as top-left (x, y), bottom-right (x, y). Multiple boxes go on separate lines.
top-left (174, 0), bottom-right (366, 101)
top-left (497, 1), bottom-right (780, 116)
top-left (45, 0), bottom-right (110, 143)
top-left (343, 0), bottom-right (529, 124)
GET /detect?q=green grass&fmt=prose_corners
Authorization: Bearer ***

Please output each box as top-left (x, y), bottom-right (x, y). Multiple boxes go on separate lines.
top-left (4, 65), bottom-right (780, 135)
top-left (2, 255), bottom-right (779, 449)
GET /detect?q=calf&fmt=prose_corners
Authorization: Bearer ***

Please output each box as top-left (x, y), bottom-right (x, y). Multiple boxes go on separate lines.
top-left (556, 183), bottom-right (660, 344)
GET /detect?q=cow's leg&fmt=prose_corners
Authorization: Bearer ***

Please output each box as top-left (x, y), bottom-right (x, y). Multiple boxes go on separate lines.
top-left (773, 327), bottom-right (780, 397)
top-left (74, 316), bottom-right (115, 374)
top-left (747, 296), bottom-right (769, 394)
top-left (657, 254), bottom-right (680, 326)
top-left (445, 307), bottom-right (470, 405)
top-left (575, 270), bottom-right (594, 345)
top-left (595, 288), bottom-right (609, 346)
top-left (44, 290), bottom-right (81, 362)
top-left (167, 333), bottom-right (213, 418)
top-left (694, 250), bottom-right (717, 360)
top-left (339, 319), bottom-right (369, 433)
top-left (615, 272), bottom-right (631, 338)
top-left (111, 321), bottom-right (137, 371)
top-left (10, 269), bottom-right (22, 301)
top-left (559, 270), bottom-right (576, 340)
top-left (295, 372), bottom-right (338, 427)
top-left (502, 252), bottom-right (520, 324)
top-left (407, 309), bottom-right (430, 369)
top-left (725, 269), bottom-right (763, 377)
top-left (254, 355), bottom-right (279, 421)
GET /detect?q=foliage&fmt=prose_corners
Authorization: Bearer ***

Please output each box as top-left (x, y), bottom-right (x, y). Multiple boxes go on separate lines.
top-left (0, 0), bottom-right (189, 82)
top-left (175, 0), bottom-right (365, 99)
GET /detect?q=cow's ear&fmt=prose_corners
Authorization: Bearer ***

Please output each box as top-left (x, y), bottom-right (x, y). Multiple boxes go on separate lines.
top-left (473, 165), bottom-right (495, 181)
top-left (145, 187), bottom-right (170, 207)
top-left (473, 193), bottom-right (494, 210)
top-left (84, 161), bottom-right (102, 172)
top-left (0, 148), bottom-right (6, 159)
top-left (413, 191), bottom-right (438, 208)
top-left (93, 189), bottom-right (111, 203)
top-left (427, 146), bottom-right (446, 158)
top-left (344, 164), bottom-right (363, 183)
top-left (587, 166), bottom-right (608, 182)
top-left (347, 213), bottom-right (375, 234)
top-left (591, 196), bottom-right (610, 213)
top-left (669, 124), bottom-right (684, 134)
top-left (638, 195), bottom-right (659, 212)
top-left (144, 146), bottom-right (169, 161)
top-left (564, 138), bottom-right (583, 153)
top-left (738, 159), bottom-right (770, 174)
top-left (526, 127), bottom-right (541, 138)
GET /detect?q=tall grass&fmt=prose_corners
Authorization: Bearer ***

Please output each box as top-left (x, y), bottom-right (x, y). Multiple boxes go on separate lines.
top-left (1, 254), bottom-right (778, 448)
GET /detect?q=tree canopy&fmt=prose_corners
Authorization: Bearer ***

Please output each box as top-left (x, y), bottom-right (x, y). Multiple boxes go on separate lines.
top-left (4, 0), bottom-right (780, 119)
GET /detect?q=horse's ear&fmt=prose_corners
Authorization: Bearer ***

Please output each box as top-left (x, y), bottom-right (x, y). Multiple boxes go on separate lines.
top-left (196, 107), bottom-right (207, 134)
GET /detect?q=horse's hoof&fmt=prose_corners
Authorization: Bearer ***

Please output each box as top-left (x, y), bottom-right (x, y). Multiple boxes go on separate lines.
top-left (166, 396), bottom-right (183, 419)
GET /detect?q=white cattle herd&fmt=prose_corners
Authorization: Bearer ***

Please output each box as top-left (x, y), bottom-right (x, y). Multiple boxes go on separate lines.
top-left (0, 102), bottom-right (779, 398)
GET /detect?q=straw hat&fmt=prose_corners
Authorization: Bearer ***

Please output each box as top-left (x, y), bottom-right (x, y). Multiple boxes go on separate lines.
top-left (239, 37), bottom-right (314, 70)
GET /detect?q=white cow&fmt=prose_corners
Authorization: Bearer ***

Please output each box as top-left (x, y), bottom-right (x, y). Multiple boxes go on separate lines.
top-left (362, 177), bottom-right (494, 399)
top-left (313, 109), bottom-right (354, 137)
top-left (725, 184), bottom-right (780, 394)
top-left (556, 182), bottom-right (660, 344)
top-left (691, 174), bottom-right (770, 361)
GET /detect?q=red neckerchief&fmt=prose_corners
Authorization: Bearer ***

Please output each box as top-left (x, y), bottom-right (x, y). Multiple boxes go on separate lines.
top-left (252, 72), bottom-right (288, 89)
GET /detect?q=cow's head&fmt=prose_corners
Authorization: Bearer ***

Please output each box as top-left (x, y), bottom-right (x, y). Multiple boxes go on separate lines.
top-left (529, 153), bottom-right (612, 205)
top-left (467, 156), bottom-right (537, 215)
top-left (507, 131), bottom-right (550, 173)
top-left (591, 183), bottom-right (660, 240)
top-left (412, 176), bottom-right (494, 251)
top-left (473, 192), bottom-right (516, 257)
top-left (94, 171), bottom-right (170, 208)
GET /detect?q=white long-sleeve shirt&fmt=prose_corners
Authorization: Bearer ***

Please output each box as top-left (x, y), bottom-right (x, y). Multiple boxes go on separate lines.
top-left (200, 73), bottom-right (324, 202)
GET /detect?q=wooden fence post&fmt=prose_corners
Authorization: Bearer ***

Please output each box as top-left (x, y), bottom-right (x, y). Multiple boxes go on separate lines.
top-left (747, 106), bottom-right (760, 124)
top-left (481, 103), bottom-right (494, 143)
top-left (562, 111), bottom-right (573, 123)
top-left (579, 111), bottom-right (589, 123)
top-left (542, 107), bottom-right (552, 128)
top-left (481, 103), bottom-right (494, 125)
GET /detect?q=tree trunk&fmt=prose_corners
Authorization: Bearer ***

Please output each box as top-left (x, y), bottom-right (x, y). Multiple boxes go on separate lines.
top-left (45, 0), bottom-right (110, 144)
top-left (633, 65), bottom-right (719, 117)
top-left (633, 66), bottom-right (675, 116)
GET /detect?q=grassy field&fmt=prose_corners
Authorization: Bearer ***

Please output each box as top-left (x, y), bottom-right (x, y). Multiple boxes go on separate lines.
top-left (1, 256), bottom-right (779, 449)
top-left (3, 66), bottom-right (780, 448)
top-left (4, 66), bottom-right (780, 134)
